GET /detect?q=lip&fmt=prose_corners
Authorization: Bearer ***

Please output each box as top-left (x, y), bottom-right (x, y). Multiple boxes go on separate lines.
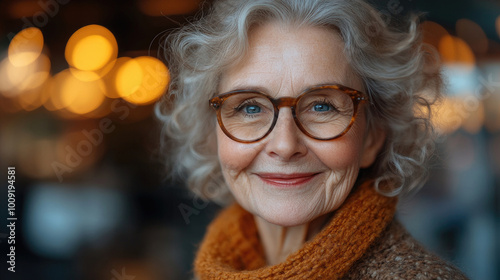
top-left (256, 172), bottom-right (319, 188)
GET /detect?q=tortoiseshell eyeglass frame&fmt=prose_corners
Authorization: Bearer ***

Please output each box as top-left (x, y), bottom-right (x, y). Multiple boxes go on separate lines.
top-left (209, 84), bottom-right (368, 143)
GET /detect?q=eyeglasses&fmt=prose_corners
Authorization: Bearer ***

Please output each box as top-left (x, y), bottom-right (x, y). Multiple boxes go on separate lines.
top-left (209, 84), bottom-right (368, 143)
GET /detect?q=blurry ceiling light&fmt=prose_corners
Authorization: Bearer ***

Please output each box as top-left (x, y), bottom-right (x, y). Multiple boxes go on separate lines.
top-left (116, 56), bottom-right (169, 105)
top-left (73, 35), bottom-right (112, 70)
top-left (456, 19), bottom-right (488, 54)
top-left (138, 0), bottom-right (200, 16)
top-left (102, 57), bottom-right (133, 99)
top-left (69, 59), bottom-right (116, 82)
top-left (68, 69), bottom-right (101, 82)
top-left (45, 70), bottom-right (72, 111)
top-left (61, 72), bottom-right (106, 115)
top-left (430, 97), bottom-right (465, 135)
top-left (115, 58), bottom-right (143, 98)
top-left (65, 25), bottom-right (118, 72)
top-left (439, 35), bottom-right (475, 68)
top-left (47, 69), bottom-right (106, 115)
top-left (17, 79), bottom-right (52, 112)
top-left (43, 75), bottom-right (64, 111)
top-left (430, 64), bottom-right (485, 135)
top-left (0, 53), bottom-right (51, 99)
top-left (8, 27), bottom-right (44, 67)
top-left (24, 185), bottom-right (126, 259)
top-left (442, 65), bottom-right (479, 96)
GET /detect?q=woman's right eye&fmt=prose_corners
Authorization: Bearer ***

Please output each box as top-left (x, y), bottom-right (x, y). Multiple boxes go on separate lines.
top-left (312, 103), bottom-right (331, 112)
top-left (243, 105), bottom-right (261, 114)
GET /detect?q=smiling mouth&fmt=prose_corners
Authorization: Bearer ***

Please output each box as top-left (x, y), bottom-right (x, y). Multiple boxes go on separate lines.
top-left (256, 172), bottom-right (319, 187)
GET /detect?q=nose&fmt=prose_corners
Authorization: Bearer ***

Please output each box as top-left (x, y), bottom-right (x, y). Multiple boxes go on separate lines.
top-left (264, 108), bottom-right (307, 161)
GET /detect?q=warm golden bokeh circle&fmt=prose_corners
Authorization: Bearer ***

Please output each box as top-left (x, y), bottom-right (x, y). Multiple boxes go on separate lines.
top-left (65, 25), bottom-right (118, 72)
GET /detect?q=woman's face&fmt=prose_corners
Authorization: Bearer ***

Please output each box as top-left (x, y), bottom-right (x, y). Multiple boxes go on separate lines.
top-left (217, 23), bottom-right (385, 227)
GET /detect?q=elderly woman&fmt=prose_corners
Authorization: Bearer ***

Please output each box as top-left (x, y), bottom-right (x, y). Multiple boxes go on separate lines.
top-left (157, 0), bottom-right (468, 279)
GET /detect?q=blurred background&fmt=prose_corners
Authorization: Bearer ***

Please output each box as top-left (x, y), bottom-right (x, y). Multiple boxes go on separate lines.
top-left (0, 0), bottom-right (498, 279)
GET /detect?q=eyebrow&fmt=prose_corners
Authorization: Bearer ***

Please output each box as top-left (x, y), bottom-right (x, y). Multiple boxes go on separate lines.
top-left (222, 81), bottom-right (346, 96)
top-left (223, 85), bottom-right (270, 94)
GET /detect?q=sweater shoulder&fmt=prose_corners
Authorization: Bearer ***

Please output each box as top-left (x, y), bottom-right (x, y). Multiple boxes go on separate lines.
top-left (343, 220), bottom-right (469, 279)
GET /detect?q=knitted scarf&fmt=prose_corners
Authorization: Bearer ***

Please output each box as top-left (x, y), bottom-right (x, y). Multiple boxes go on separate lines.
top-left (194, 181), bottom-right (397, 280)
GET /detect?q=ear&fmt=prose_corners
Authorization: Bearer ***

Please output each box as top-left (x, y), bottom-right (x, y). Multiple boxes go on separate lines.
top-left (359, 126), bottom-right (386, 168)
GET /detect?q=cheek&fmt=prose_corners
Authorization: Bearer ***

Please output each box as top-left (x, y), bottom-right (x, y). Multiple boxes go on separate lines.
top-left (313, 128), bottom-right (365, 169)
top-left (216, 126), bottom-right (258, 176)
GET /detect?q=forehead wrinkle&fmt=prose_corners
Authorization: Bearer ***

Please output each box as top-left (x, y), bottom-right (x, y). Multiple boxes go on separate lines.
top-left (220, 22), bottom-right (364, 97)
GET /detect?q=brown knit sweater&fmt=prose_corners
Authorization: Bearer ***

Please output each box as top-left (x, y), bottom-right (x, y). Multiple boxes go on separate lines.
top-left (194, 182), bottom-right (468, 279)
top-left (343, 220), bottom-right (468, 279)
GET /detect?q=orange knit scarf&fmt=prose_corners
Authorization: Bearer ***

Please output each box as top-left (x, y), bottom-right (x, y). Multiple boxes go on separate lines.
top-left (194, 181), bottom-right (397, 280)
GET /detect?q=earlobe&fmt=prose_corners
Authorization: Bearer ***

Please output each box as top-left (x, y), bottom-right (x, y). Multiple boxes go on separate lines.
top-left (359, 127), bottom-right (386, 168)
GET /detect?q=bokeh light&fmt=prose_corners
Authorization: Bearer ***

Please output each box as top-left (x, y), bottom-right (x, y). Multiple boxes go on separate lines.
top-left (429, 97), bottom-right (465, 135)
top-left (1, 27), bottom-right (50, 112)
top-left (438, 35), bottom-right (476, 67)
top-left (8, 27), bottom-right (44, 67)
top-left (65, 25), bottom-right (118, 72)
top-left (47, 69), bottom-right (106, 115)
top-left (455, 19), bottom-right (488, 54)
top-left (17, 76), bottom-right (52, 112)
top-left (0, 53), bottom-right (51, 99)
top-left (73, 35), bottom-right (112, 70)
top-left (61, 73), bottom-right (107, 115)
top-left (69, 60), bottom-right (116, 82)
top-left (24, 185), bottom-right (126, 258)
top-left (115, 56), bottom-right (169, 105)
top-left (428, 94), bottom-right (485, 136)
top-left (115, 58), bottom-right (143, 98)
top-left (68, 68), bottom-right (102, 82)
top-left (102, 57), bottom-right (133, 98)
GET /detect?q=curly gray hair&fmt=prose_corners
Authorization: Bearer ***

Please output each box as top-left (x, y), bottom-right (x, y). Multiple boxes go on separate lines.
top-left (156, 0), bottom-right (442, 203)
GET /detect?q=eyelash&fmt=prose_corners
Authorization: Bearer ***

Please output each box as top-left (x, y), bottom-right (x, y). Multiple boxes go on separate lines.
top-left (310, 98), bottom-right (338, 112)
top-left (234, 100), bottom-right (262, 117)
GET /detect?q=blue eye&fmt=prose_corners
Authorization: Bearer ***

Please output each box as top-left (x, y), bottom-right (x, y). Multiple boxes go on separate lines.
top-left (245, 105), bottom-right (261, 114)
top-left (313, 104), bottom-right (331, 112)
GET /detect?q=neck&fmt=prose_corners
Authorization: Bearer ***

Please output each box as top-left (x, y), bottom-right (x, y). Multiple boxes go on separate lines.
top-left (254, 213), bottom-right (332, 265)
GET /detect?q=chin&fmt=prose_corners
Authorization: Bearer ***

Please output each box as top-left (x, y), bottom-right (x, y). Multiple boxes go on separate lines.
top-left (254, 202), bottom-right (319, 227)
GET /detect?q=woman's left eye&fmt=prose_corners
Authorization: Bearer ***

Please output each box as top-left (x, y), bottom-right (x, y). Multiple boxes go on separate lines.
top-left (244, 105), bottom-right (261, 114)
top-left (313, 104), bottom-right (331, 112)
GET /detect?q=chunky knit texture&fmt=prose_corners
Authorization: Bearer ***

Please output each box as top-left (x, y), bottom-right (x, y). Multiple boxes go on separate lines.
top-left (194, 181), bottom-right (469, 279)
top-left (343, 221), bottom-right (469, 279)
